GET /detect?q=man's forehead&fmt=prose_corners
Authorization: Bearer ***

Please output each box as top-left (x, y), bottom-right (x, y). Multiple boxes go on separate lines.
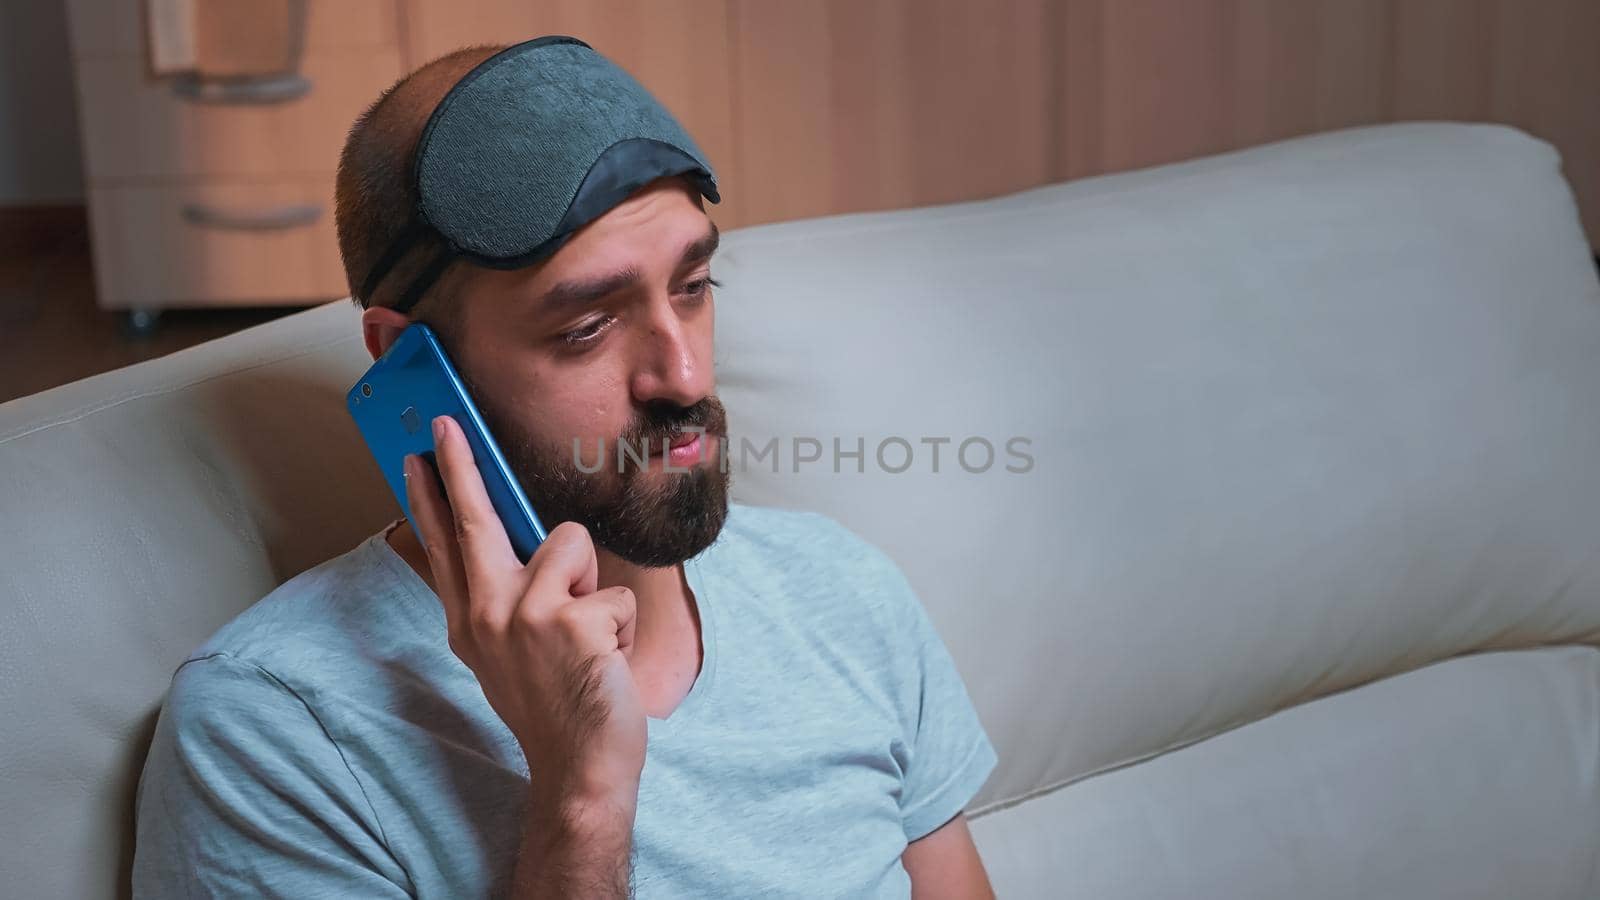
top-left (534, 216), bottom-right (719, 309)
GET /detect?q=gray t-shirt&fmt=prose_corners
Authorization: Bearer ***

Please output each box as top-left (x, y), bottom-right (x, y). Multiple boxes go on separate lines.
top-left (132, 503), bottom-right (997, 898)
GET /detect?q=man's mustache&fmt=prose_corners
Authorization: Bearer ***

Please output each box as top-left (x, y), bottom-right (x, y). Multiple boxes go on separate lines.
top-left (617, 396), bottom-right (727, 453)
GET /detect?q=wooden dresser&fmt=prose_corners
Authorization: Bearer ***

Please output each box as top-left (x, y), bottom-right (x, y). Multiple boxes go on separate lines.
top-left (63, 0), bottom-right (404, 329)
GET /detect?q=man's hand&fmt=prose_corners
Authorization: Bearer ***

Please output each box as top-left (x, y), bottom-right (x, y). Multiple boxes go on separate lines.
top-left (405, 414), bottom-right (643, 897)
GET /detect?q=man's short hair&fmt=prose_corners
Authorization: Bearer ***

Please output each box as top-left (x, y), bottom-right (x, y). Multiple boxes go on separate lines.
top-left (334, 45), bottom-right (507, 329)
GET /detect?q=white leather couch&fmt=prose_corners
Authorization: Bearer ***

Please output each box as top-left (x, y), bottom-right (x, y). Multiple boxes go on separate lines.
top-left (3, 122), bottom-right (1599, 899)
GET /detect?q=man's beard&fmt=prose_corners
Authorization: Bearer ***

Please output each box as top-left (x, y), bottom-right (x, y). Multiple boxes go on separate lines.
top-left (473, 387), bottom-right (731, 568)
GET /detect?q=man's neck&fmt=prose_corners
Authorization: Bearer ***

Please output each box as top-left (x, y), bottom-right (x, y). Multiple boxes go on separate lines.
top-left (383, 520), bottom-right (697, 676)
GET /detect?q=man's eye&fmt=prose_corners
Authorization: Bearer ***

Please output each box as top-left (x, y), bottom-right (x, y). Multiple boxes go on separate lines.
top-left (683, 276), bottom-right (722, 298)
top-left (560, 316), bottom-right (615, 347)
top-left (558, 278), bottom-right (719, 348)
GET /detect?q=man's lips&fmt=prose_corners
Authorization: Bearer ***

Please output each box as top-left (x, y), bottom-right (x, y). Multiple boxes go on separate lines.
top-left (651, 430), bottom-right (719, 467)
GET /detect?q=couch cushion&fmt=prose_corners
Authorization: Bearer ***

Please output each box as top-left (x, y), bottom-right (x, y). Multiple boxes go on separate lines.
top-left (968, 645), bottom-right (1600, 899)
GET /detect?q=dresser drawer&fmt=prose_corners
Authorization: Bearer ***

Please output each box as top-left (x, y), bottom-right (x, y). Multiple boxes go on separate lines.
top-left (74, 47), bottom-right (402, 180)
top-left (86, 179), bottom-right (349, 309)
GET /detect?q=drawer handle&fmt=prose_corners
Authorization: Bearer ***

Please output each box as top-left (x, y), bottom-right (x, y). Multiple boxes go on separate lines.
top-left (170, 73), bottom-right (312, 105)
top-left (181, 202), bottom-right (321, 231)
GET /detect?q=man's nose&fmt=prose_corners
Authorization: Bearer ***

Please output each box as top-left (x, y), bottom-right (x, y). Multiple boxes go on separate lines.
top-left (628, 297), bottom-right (710, 407)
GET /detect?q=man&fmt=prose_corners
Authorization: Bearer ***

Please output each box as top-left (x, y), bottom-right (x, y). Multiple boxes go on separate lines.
top-left (132, 36), bottom-right (998, 898)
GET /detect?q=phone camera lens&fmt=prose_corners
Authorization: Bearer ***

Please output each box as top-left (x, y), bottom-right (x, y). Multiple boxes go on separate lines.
top-left (361, 383), bottom-right (373, 398)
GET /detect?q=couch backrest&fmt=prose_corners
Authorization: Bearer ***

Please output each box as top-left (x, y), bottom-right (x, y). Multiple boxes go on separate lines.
top-left (0, 309), bottom-right (393, 899)
top-left (3, 122), bottom-right (1598, 899)
top-left (711, 121), bottom-right (1600, 821)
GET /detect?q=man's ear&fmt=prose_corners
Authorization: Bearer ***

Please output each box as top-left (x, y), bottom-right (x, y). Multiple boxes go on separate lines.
top-left (360, 304), bottom-right (412, 361)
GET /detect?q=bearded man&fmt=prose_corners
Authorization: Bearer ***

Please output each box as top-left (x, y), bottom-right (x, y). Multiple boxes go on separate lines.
top-left (132, 36), bottom-right (997, 900)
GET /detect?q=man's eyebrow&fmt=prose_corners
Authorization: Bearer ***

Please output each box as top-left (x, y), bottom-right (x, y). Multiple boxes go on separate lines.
top-left (682, 220), bottom-right (720, 266)
top-left (536, 221), bottom-right (721, 313)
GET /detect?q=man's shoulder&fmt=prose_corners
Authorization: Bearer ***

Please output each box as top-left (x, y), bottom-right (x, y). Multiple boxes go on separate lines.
top-left (710, 503), bottom-right (918, 629)
top-left (184, 530), bottom-right (410, 677)
top-left (715, 502), bottom-right (898, 575)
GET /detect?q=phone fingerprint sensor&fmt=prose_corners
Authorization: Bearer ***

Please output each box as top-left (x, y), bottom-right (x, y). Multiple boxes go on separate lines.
top-left (400, 406), bottom-right (421, 434)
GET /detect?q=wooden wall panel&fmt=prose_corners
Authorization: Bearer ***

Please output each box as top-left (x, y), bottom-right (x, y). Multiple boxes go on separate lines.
top-left (1229, 0), bottom-right (1389, 147)
top-left (731, 0), bottom-right (1053, 225)
top-left (724, 1), bottom-right (832, 225)
top-left (897, 0), bottom-right (1053, 204)
top-left (1304, 0), bottom-right (1390, 132)
top-left (1053, 0), bottom-right (1106, 181)
top-left (1066, 0), bottom-right (1596, 246)
top-left (1099, 0), bottom-right (1236, 172)
top-left (391, 0), bottom-right (1600, 245)
top-left (1389, 0), bottom-right (1494, 120)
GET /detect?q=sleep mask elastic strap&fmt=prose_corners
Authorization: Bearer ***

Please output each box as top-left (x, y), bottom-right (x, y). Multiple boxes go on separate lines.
top-left (359, 219), bottom-right (432, 307)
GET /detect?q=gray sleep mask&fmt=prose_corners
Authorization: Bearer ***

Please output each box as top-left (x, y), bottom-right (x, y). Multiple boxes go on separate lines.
top-left (361, 35), bottom-right (721, 313)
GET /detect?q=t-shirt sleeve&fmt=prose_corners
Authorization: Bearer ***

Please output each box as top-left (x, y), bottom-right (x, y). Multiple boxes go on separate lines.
top-left (878, 555), bottom-right (1000, 844)
top-left (132, 652), bottom-right (413, 899)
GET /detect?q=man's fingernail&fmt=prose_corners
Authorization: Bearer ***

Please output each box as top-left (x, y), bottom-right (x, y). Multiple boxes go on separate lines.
top-left (402, 454), bottom-right (414, 477)
top-left (432, 416), bottom-right (445, 441)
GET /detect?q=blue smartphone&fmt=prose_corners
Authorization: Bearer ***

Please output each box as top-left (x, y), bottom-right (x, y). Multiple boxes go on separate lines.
top-left (346, 322), bottom-right (547, 563)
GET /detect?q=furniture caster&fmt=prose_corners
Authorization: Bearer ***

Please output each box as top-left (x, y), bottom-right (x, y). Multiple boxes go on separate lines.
top-left (121, 307), bottom-right (163, 338)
